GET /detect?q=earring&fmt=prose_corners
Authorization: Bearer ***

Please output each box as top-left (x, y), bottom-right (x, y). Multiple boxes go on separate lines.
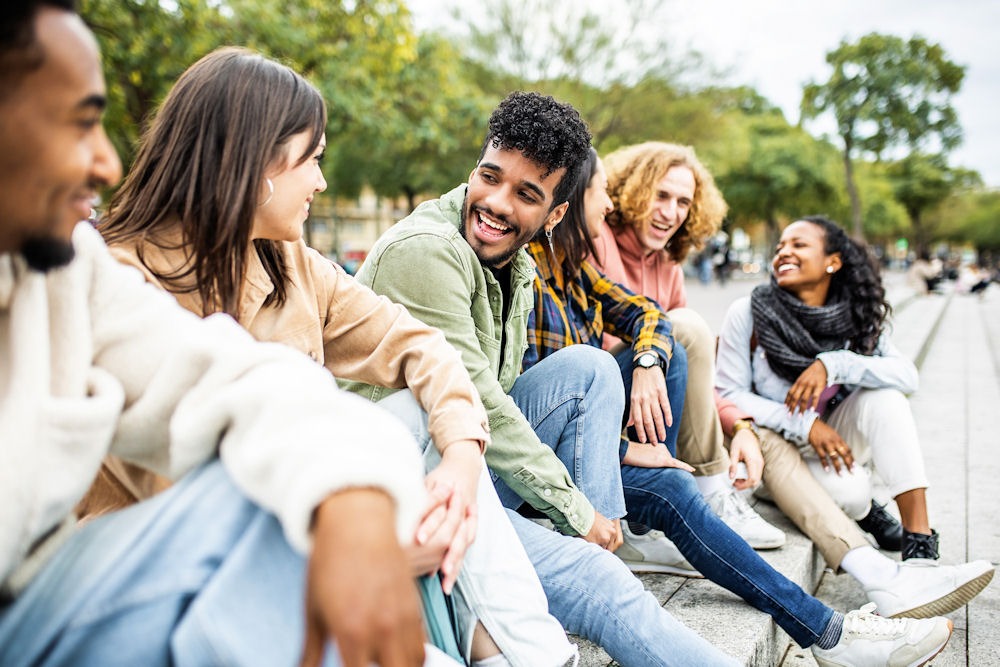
top-left (545, 227), bottom-right (555, 256)
top-left (260, 178), bottom-right (274, 207)
top-left (826, 266), bottom-right (835, 274)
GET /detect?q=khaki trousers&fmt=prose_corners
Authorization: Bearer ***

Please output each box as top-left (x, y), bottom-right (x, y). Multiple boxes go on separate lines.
top-left (754, 427), bottom-right (870, 569)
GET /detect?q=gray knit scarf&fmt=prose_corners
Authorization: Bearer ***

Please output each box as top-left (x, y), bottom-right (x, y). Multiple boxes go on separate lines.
top-left (750, 279), bottom-right (858, 384)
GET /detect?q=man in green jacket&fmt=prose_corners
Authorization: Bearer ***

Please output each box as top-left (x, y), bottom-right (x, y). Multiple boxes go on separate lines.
top-left (350, 91), bottom-right (738, 666)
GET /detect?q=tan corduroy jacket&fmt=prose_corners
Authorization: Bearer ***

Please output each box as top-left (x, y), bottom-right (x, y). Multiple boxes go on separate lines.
top-left (78, 231), bottom-right (489, 516)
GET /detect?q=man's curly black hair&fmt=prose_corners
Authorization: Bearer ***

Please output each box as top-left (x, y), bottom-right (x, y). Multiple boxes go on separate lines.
top-left (479, 91), bottom-right (592, 210)
top-left (1, 0), bottom-right (77, 101)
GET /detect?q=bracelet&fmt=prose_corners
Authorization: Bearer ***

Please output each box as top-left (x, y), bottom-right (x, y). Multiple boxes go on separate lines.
top-left (732, 419), bottom-right (760, 442)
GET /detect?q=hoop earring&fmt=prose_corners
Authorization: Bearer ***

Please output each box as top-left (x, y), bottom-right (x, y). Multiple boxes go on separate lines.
top-left (260, 178), bottom-right (274, 207)
top-left (546, 227), bottom-right (555, 256)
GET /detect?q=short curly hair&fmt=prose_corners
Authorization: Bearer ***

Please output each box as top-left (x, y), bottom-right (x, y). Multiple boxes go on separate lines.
top-left (603, 141), bottom-right (727, 263)
top-left (0, 0), bottom-right (77, 101)
top-left (479, 91), bottom-right (592, 210)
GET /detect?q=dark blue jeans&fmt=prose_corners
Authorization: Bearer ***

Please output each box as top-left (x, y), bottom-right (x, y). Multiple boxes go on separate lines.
top-left (615, 343), bottom-right (833, 648)
top-left (615, 343), bottom-right (687, 455)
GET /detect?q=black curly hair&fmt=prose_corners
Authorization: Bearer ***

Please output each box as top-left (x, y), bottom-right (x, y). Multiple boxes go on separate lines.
top-left (0, 0), bottom-right (77, 100)
top-left (479, 91), bottom-right (592, 210)
top-left (800, 215), bottom-right (892, 354)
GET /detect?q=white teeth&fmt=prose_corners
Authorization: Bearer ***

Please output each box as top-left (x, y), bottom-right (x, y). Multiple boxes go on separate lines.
top-left (778, 263), bottom-right (797, 272)
top-left (479, 212), bottom-right (509, 232)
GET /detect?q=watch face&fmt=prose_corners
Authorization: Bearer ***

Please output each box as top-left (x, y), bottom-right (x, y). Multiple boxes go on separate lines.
top-left (638, 353), bottom-right (656, 368)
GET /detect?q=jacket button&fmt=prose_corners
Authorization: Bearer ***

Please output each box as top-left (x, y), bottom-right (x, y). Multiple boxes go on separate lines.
top-left (543, 488), bottom-right (552, 497)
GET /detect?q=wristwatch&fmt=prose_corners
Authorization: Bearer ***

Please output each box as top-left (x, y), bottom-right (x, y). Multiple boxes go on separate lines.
top-left (732, 418), bottom-right (760, 442)
top-left (635, 352), bottom-right (664, 371)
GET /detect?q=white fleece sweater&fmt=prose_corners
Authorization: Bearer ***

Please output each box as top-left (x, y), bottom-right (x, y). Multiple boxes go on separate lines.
top-left (0, 223), bottom-right (425, 597)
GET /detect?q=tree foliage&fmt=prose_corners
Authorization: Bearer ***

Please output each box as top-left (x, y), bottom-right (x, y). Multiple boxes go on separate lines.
top-left (715, 114), bottom-right (842, 249)
top-left (801, 33), bottom-right (965, 239)
top-left (328, 33), bottom-right (492, 207)
top-left (886, 152), bottom-right (979, 253)
top-left (80, 1), bottom-right (988, 256)
top-left (82, 0), bottom-right (227, 163)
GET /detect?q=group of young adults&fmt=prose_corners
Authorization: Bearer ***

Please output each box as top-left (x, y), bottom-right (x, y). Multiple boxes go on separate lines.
top-left (1, 2), bottom-right (994, 666)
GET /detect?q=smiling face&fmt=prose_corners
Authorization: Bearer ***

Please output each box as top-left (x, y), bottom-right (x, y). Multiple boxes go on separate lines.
top-left (0, 7), bottom-right (122, 268)
top-left (772, 220), bottom-right (842, 304)
top-left (251, 131), bottom-right (327, 242)
top-left (633, 164), bottom-right (695, 255)
top-left (463, 145), bottom-right (568, 268)
top-left (583, 158), bottom-right (613, 240)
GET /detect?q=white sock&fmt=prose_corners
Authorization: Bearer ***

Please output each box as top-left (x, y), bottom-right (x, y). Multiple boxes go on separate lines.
top-left (694, 471), bottom-right (730, 497)
top-left (471, 654), bottom-right (511, 667)
top-left (840, 545), bottom-right (900, 589)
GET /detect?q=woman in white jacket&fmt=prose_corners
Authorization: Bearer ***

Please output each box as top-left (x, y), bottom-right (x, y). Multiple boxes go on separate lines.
top-left (716, 216), bottom-right (994, 617)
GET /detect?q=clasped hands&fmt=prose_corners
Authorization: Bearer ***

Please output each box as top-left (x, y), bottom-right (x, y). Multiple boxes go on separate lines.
top-left (786, 359), bottom-right (854, 474)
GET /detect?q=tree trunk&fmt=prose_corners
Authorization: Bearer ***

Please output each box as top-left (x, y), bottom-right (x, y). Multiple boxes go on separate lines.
top-left (909, 207), bottom-right (926, 256)
top-left (841, 136), bottom-right (864, 241)
top-left (766, 213), bottom-right (781, 264)
top-left (842, 154), bottom-right (864, 241)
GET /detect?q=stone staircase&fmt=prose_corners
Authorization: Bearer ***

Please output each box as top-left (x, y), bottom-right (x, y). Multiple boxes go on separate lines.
top-left (575, 276), bottom-right (956, 666)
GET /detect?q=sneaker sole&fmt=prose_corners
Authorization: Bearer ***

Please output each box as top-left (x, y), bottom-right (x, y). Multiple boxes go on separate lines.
top-left (748, 537), bottom-right (787, 550)
top-left (911, 618), bottom-right (953, 667)
top-left (890, 568), bottom-right (995, 618)
top-left (620, 560), bottom-right (704, 578)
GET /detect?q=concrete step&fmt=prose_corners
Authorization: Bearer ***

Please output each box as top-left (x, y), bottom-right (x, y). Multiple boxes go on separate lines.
top-left (575, 280), bottom-right (954, 666)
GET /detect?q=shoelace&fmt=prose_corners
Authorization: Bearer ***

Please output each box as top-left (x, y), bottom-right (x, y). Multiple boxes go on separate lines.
top-left (726, 490), bottom-right (756, 518)
top-left (864, 503), bottom-right (898, 532)
top-left (843, 603), bottom-right (907, 639)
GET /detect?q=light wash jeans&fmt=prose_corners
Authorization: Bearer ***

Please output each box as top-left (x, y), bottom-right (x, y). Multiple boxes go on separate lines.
top-left (496, 346), bottom-right (739, 666)
top-left (377, 391), bottom-right (576, 667)
top-left (0, 461), bottom-right (462, 667)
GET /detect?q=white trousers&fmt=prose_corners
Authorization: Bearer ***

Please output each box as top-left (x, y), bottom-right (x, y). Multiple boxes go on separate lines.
top-left (802, 388), bottom-right (930, 519)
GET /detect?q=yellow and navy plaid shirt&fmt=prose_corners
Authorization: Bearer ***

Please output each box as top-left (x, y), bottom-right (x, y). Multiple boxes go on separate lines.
top-left (522, 240), bottom-right (674, 372)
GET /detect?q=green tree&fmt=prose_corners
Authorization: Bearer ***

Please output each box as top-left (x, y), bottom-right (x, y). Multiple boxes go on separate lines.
top-left (715, 114), bottom-right (842, 250)
top-left (329, 34), bottom-right (492, 209)
top-left (886, 152), bottom-right (980, 253)
top-left (936, 187), bottom-right (1000, 253)
top-left (445, 0), bottom-right (727, 151)
top-left (801, 33), bottom-right (965, 240)
top-left (82, 0), bottom-right (226, 165)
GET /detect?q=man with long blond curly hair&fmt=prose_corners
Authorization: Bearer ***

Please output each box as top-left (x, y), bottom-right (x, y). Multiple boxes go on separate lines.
top-left (592, 141), bottom-right (789, 563)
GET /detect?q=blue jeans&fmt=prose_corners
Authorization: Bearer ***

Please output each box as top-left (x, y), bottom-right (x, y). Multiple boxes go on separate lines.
top-left (494, 346), bottom-right (738, 666)
top-left (377, 391), bottom-right (576, 667)
top-left (621, 464), bottom-right (834, 648)
top-left (615, 342), bottom-right (687, 454)
top-left (509, 511), bottom-right (737, 667)
top-left (497, 345), bottom-right (627, 521)
top-left (0, 462), bottom-right (458, 667)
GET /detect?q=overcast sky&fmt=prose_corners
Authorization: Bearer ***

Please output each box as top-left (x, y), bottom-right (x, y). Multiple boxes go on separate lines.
top-left (408, 0), bottom-right (1000, 188)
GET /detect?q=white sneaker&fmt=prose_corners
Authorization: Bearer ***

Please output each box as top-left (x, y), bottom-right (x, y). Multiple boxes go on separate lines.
top-left (811, 603), bottom-right (953, 667)
top-left (615, 523), bottom-right (703, 577)
top-left (865, 558), bottom-right (995, 618)
top-left (705, 488), bottom-right (786, 549)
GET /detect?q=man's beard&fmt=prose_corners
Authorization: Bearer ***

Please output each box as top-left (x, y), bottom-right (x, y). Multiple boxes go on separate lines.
top-left (21, 236), bottom-right (76, 272)
top-left (460, 199), bottom-right (527, 268)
